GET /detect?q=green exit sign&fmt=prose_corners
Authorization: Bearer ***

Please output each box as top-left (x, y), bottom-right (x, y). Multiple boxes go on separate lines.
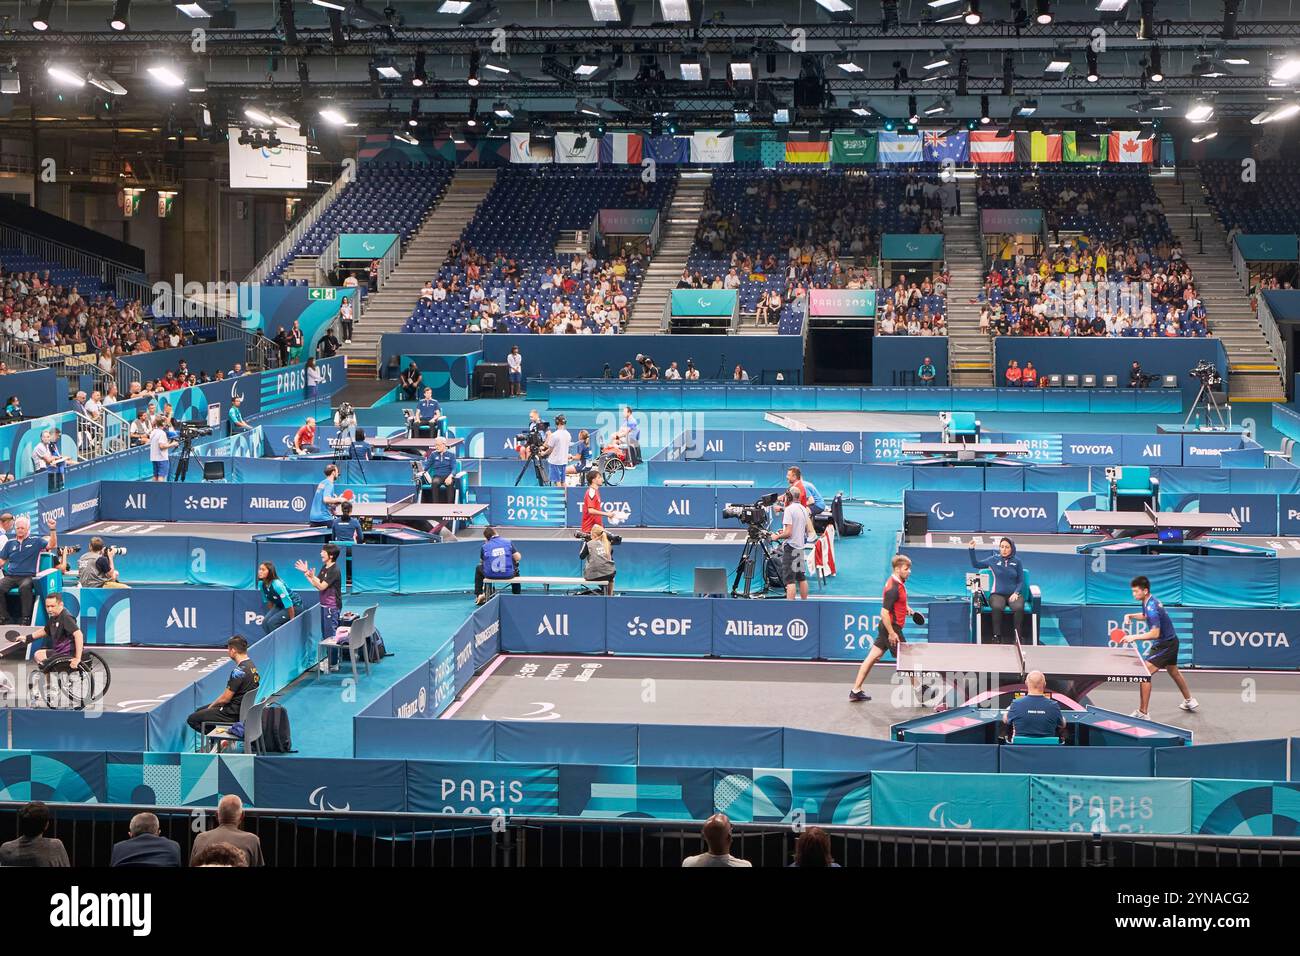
top-left (308, 288), bottom-right (337, 301)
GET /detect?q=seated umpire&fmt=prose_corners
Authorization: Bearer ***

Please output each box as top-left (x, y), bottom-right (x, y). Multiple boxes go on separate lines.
top-left (967, 536), bottom-right (1026, 644)
top-left (0, 515), bottom-right (58, 626)
top-left (420, 436), bottom-right (459, 504)
top-left (186, 636), bottom-right (260, 738)
top-left (413, 387), bottom-right (443, 438)
top-left (474, 526), bottom-right (521, 605)
top-left (1004, 671), bottom-right (1065, 742)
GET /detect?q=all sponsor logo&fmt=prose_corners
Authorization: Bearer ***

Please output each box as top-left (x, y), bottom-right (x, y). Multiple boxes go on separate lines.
top-left (537, 614), bottom-right (569, 636)
top-left (165, 607), bottom-right (198, 629)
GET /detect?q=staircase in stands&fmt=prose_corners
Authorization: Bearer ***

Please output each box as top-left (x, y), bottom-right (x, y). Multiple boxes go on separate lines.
top-left (626, 171), bottom-right (711, 332)
top-left (942, 197), bottom-right (993, 385)
top-left (1152, 169), bottom-right (1286, 402)
top-left (340, 168), bottom-right (498, 380)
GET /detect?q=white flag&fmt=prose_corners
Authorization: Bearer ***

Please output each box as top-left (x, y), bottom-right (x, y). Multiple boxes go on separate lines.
top-left (510, 132), bottom-right (552, 163)
top-left (554, 131), bottom-right (599, 164)
top-left (690, 131), bottom-right (734, 163)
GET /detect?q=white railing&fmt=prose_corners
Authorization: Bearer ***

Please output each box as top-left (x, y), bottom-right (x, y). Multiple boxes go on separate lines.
top-left (244, 165), bottom-right (353, 284)
top-left (1231, 238), bottom-right (1249, 292)
top-left (99, 404), bottom-right (132, 455)
top-left (1257, 293), bottom-right (1287, 382)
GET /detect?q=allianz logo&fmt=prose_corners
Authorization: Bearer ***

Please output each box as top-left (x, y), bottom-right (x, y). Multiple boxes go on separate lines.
top-left (626, 615), bottom-right (693, 637)
top-left (249, 496), bottom-right (308, 510)
top-left (1069, 444), bottom-right (1115, 454)
top-left (723, 617), bottom-right (809, 640)
top-left (1209, 630), bottom-right (1289, 648)
top-left (808, 440), bottom-right (855, 454)
top-left (989, 506), bottom-right (1048, 518)
top-left (396, 686), bottom-right (427, 718)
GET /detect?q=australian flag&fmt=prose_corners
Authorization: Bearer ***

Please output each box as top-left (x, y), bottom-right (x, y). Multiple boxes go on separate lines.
top-left (922, 131), bottom-right (969, 163)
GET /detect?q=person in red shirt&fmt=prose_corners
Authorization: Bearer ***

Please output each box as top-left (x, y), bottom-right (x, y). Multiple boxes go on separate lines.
top-left (580, 470), bottom-right (604, 534)
top-left (850, 555), bottom-right (920, 702)
top-left (293, 418), bottom-right (317, 455)
top-left (1005, 360), bottom-right (1022, 387)
top-left (1021, 362), bottom-right (1038, 387)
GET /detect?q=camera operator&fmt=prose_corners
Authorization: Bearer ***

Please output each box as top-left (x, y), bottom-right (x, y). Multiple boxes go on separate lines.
top-left (412, 387), bottom-right (444, 439)
top-left (579, 525), bottom-right (618, 595)
top-left (420, 436), bottom-right (459, 504)
top-left (148, 417), bottom-right (177, 482)
top-left (770, 488), bottom-right (811, 601)
top-left (543, 414), bottom-right (572, 487)
top-left (77, 537), bottom-right (129, 589)
top-left (333, 402), bottom-right (357, 445)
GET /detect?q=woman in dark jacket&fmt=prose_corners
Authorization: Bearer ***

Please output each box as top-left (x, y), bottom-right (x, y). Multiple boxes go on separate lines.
top-left (968, 536), bottom-right (1026, 644)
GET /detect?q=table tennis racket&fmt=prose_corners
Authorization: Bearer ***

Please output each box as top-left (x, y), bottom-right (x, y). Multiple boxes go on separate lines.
top-left (911, 611), bottom-right (925, 626)
top-left (1109, 627), bottom-right (1126, 644)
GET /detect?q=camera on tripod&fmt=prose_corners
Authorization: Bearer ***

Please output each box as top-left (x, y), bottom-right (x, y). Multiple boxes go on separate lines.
top-left (1189, 359), bottom-right (1223, 390)
top-left (722, 493), bottom-right (781, 534)
top-left (515, 419), bottom-right (550, 449)
top-left (177, 420), bottom-right (213, 440)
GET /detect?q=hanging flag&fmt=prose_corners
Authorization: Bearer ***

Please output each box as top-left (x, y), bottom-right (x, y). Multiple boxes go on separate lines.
top-left (690, 130), bottom-right (735, 163)
top-left (969, 130), bottom-right (1015, 163)
top-left (510, 131), bottom-right (553, 163)
top-left (877, 131), bottom-right (923, 163)
top-left (1063, 131), bottom-right (1109, 163)
top-left (645, 135), bottom-right (689, 164)
top-left (922, 131), bottom-right (969, 163)
top-left (784, 140), bottom-right (830, 163)
top-left (554, 131), bottom-right (600, 164)
top-left (599, 132), bottom-right (644, 164)
top-left (1108, 130), bottom-right (1155, 163)
top-left (1013, 132), bottom-right (1062, 163)
top-left (830, 131), bottom-right (876, 164)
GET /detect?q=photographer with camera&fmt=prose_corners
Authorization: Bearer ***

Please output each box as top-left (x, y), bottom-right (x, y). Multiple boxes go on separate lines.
top-left (333, 402), bottom-right (357, 445)
top-left (770, 488), bottom-right (811, 601)
top-left (77, 537), bottom-right (129, 589)
top-left (543, 414), bottom-right (572, 487)
top-left (579, 524), bottom-right (618, 596)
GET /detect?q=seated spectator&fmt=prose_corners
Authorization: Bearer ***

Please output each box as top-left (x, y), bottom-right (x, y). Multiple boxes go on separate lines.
top-left (111, 812), bottom-right (182, 867)
top-left (790, 827), bottom-right (839, 868)
top-left (1005, 360), bottom-right (1022, 387)
top-left (682, 814), bottom-right (751, 867)
top-left (0, 801), bottom-right (69, 866)
top-left (190, 794), bottom-right (264, 867)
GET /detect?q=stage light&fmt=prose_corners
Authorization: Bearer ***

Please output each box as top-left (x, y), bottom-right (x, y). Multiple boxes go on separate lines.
top-left (110, 0), bottom-right (131, 31)
top-left (31, 0), bottom-right (54, 30)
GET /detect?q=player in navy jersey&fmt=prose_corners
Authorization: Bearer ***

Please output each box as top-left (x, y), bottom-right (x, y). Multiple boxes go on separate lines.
top-left (1119, 575), bottom-right (1199, 720)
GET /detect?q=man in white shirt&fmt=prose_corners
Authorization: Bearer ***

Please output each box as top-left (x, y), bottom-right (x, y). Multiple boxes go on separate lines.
top-left (506, 346), bottom-right (523, 397)
top-left (682, 814), bottom-right (751, 868)
top-left (664, 362), bottom-right (682, 380)
top-left (543, 414), bottom-right (572, 487)
top-left (771, 488), bottom-right (811, 600)
top-left (149, 418), bottom-right (177, 481)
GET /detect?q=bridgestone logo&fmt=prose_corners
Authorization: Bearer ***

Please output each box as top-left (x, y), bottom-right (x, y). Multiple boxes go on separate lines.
top-left (72, 498), bottom-right (98, 514)
top-left (474, 620), bottom-right (499, 648)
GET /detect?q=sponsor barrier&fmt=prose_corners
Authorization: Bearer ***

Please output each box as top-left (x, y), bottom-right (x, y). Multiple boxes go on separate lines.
top-left (0, 748), bottom-right (1295, 831)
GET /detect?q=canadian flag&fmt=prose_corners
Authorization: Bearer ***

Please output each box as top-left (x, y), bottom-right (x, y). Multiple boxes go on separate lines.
top-left (969, 130), bottom-right (1015, 163)
top-left (1108, 131), bottom-right (1155, 163)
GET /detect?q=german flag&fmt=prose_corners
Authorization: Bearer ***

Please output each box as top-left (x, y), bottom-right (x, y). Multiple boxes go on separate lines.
top-left (785, 140), bottom-right (830, 163)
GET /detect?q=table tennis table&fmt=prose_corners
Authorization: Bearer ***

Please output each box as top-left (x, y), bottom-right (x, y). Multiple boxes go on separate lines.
top-left (0, 625), bottom-right (43, 659)
top-left (346, 500), bottom-right (487, 522)
top-left (900, 442), bottom-right (1031, 464)
top-left (895, 640), bottom-right (1151, 709)
top-left (368, 435), bottom-right (464, 453)
top-left (1063, 504), bottom-right (1241, 540)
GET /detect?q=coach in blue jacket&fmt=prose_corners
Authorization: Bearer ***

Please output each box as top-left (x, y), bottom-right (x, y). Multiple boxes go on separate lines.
top-left (968, 537), bottom-right (1026, 645)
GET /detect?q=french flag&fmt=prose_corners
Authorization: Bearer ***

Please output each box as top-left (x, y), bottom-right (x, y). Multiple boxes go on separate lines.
top-left (599, 132), bottom-right (644, 164)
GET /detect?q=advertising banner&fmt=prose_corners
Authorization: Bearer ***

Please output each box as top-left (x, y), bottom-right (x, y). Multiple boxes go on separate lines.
top-left (863, 431), bottom-right (924, 463)
top-left (489, 487), bottom-right (566, 527)
top-left (902, 490), bottom-right (982, 532)
top-left (1030, 775), bottom-right (1191, 833)
top-left (641, 486), bottom-right (719, 527)
top-left (1196, 493), bottom-right (1279, 536)
top-left (872, 772), bottom-right (1031, 830)
top-left (881, 234), bottom-right (944, 261)
top-left (670, 289), bottom-right (737, 317)
top-left (711, 599), bottom-right (818, 659)
top-left (1182, 433), bottom-right (1246, 466)
top-left (498, 594), bottom-right (608, 654)
top-left (798, 432), bottom-right (864, 463)
top-left (1234, 234), bottom-right (1298, 262)
top-left (597, 209), bottom-right (659, 234)
top-left (1121, 434), bottom-right (1181, 465)
top-left (1191, 607), bottom-right (1300, 669)
top-left (808, 289), bottom-right (876, 317)
top-left (338, 233), bottom-right (398, 259)
top-left (980, 208), bottom-right (1044, 234)
top-left (604, 596), bottom-right (713, 656)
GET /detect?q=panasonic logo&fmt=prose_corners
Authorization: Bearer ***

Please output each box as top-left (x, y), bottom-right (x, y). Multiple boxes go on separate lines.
top-left (1209, 630), bottom-right (1290, 648)
top-left (1189, 446), bottom-right (1224, 456)
top-left (990, 506), bottom-right (1048, 519)
top-left (1069, 444), bottom-right (1115, 455)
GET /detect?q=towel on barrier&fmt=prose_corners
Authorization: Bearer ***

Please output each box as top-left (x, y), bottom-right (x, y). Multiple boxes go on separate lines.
top-left (813, 525), bottom-right (837, 578)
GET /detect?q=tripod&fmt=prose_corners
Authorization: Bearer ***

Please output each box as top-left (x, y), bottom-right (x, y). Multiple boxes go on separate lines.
top-left (730, 528), bottom-right (780, 598)
top-left (172, 438), bottom-right (196, 482)
top-left (514, 443), bottom-right (548, 487)
top-left (1183, 380), bottom-right (1231, 431)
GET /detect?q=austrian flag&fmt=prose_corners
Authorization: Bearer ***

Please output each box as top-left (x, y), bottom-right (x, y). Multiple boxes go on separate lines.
top-left (968, 130), bottom-right (1015, 163)
top-left (1108, 131), bottom-right (1154, 163)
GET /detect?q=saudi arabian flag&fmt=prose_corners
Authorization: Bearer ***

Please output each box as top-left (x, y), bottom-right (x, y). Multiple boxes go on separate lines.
top-left (1063, 131), bottom-right (1109, 163)
top-left (831, 131), bottom-right (877, 164)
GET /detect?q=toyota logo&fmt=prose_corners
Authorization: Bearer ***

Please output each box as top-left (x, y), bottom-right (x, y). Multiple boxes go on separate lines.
top-left (787, 618), bottom-right (809, 641)
top-left (291, 496), bottom-right (307, 511)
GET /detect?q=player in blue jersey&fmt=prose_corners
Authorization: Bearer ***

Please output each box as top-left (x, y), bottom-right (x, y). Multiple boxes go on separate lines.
top-left (1119, 575), bottom-right (1199, 721)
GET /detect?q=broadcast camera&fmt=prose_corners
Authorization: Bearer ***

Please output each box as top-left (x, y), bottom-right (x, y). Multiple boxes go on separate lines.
top-left (515, 418), bottom-right (550, 449)
top-left (177, 420), bottom-right (213, 440)
top-left (722, 492), bottom-right (782, 534)
top-left (1189, 359), bottom-right (1223, 390)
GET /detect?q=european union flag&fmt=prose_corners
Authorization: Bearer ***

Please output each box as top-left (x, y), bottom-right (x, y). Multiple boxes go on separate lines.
top-left (922, 131), bottom-right (969, 163)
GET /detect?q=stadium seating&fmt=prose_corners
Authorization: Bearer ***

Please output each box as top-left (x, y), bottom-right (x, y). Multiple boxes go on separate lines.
top-left (1200, 159), bottom-right (1300, 234)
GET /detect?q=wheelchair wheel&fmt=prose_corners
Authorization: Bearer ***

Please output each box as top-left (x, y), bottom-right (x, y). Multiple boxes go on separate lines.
top-left (601, 455), bottom-right (625, 486)
top-left (36, 651), bottom-right (111, 709)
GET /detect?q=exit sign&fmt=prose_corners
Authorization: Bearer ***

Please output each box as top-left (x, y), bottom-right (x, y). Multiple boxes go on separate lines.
top-left (308, 288), bottom-right (337, 301)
